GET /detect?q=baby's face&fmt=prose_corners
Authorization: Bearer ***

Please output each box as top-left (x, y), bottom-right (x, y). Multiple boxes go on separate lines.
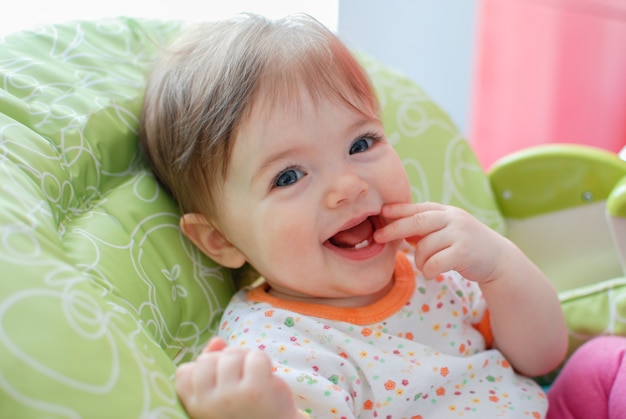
top-left (217, 88), bottom-right (412, 306)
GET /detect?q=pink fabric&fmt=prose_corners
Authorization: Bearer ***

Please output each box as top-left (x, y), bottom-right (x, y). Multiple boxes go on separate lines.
top-left (547, 336), bottom-right (626, 419)
top-left (470, 0), bottom-right (626, 169)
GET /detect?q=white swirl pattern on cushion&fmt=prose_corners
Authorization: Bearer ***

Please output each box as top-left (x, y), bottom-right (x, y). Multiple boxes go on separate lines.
top-left (0, 19), bottom-right (234, 417)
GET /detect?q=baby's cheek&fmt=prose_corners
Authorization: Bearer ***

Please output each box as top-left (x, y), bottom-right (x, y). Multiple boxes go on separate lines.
top-left (394, 183), bottom-right (413, 207)
top-left (395, 167), bottom-right (412, 203)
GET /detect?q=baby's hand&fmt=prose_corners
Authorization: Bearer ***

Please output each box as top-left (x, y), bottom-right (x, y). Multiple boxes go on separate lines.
top-left (374, 202), bottom-right (506, 283)
top-left (176, 338), bottom-right (304, 419)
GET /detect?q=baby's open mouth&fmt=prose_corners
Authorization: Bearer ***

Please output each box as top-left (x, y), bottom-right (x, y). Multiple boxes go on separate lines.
top-left (328, 216), bottom-right (376, 250)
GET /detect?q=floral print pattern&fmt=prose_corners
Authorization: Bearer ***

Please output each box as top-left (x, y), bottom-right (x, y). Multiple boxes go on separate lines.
top-left (219, 249), bottom-right (547, 418)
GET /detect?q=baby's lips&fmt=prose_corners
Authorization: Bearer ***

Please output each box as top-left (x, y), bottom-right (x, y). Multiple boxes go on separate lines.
top-left (373, 221), bottom-right (391, 243)
top-left (376, 206), bottom-right (397, 228)
top-left (373, 205), bottom-right (403, 242)
top-left (406, 235), bottom-right (421, 245)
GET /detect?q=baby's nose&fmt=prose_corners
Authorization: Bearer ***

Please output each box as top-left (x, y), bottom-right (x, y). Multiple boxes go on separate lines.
top-left (324, 170), bottom-right (369, 208)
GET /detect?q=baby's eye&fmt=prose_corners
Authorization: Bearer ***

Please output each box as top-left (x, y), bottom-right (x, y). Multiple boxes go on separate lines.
top-left (274, 167), bottom-right (305, 187)
top-left (349, 137), bottom-right (374, 155)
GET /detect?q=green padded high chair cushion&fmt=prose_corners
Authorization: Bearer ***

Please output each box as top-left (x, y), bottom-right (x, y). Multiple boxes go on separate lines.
top-left (0, 18), bottom-right (235, 417)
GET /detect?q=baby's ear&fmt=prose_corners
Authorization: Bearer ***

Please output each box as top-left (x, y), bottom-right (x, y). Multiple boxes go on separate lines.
top-left (180, 213), bottom-right (246, 268)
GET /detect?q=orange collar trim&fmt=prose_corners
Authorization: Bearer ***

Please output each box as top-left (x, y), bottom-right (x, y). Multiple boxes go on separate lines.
top-left (246, 252), bottom-right (415, 325)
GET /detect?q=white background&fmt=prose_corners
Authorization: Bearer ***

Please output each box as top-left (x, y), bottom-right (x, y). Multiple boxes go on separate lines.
top-left (338, 0), bottom-right (477, 136)
top-left (0, 0), bottom-right (339, 36)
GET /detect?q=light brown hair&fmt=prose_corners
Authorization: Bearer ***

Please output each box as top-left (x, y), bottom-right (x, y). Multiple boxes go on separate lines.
top-left (140, 13), bottom-right (379, 219)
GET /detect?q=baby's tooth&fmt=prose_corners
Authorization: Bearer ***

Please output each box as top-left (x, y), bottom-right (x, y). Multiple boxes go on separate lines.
top-left (354, 240), bottom-right (369, 250)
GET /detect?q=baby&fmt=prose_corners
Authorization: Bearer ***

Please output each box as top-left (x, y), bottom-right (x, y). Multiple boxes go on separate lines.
top-left (140, 13), bottom-right (569, 418)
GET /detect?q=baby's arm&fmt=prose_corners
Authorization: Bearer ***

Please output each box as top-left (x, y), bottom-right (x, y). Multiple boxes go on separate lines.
top-left (374, 202), bottom-right (569, 376)
top-left (176, 337), bottom-right (308, 419)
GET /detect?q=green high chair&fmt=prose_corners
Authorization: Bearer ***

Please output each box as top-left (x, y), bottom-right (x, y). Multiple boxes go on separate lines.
top-left (490, 144), bottom-right (626, 371)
